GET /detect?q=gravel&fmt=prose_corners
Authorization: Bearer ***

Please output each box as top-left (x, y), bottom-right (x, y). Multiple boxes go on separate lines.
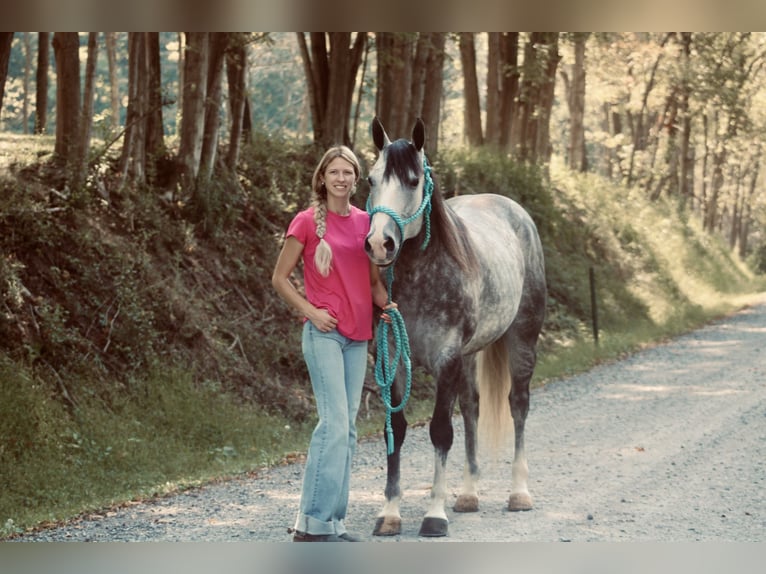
top-left (15, 299), bottom-right (766, 543)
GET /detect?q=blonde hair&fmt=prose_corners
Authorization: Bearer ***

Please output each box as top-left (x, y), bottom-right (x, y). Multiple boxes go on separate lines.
top-left (311, 145), bottom-right (361, 276)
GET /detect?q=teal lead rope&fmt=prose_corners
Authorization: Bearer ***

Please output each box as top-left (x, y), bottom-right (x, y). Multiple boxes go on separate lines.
top-left (369, 158), bottom-right (434, 454)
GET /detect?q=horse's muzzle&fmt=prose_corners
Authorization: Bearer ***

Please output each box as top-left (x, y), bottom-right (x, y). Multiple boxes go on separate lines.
top-left (365, 232), bottom-right (398, 266)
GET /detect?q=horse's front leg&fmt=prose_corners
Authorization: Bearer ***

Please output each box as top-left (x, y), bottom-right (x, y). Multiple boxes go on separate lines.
top-left (373, 408), bottom-right (407, 536)
top-left (418, 366), bottom-right (461, 537)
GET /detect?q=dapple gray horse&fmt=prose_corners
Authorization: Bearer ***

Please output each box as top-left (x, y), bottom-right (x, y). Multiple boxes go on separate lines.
top-left (365, 117), bottom-right (547, 537)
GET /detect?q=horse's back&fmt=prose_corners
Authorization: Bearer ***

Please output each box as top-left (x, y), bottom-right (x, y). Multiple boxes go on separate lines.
top-left (446, 193), bottom-right (546, 350)
top-left (447, 193), bottom-right (544, 272)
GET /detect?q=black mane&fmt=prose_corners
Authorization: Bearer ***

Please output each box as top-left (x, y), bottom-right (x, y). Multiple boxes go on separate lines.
top-left (385, 139), bottom-right (476, 274)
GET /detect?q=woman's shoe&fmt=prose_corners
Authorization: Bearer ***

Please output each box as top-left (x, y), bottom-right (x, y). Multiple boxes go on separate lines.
top-left (292, 531), bottom-right (346, 542)
top-left (338, 532), bottom-right (363, 542)
top-left (291, 529), bottom-right (363, 542)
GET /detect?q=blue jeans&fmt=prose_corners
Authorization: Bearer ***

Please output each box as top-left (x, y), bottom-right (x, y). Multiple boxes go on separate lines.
top-left (293, 322), bottom-right (368, 536)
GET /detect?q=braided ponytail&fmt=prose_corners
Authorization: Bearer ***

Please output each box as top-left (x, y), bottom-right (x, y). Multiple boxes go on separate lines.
top-left (313, 197), bottom-right (332, 277)
top-left (310, 145), bottom-right (361, 277)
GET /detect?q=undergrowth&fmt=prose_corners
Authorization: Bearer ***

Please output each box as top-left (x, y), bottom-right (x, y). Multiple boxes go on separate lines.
top-left (0, 135), bottom-right (763, 538)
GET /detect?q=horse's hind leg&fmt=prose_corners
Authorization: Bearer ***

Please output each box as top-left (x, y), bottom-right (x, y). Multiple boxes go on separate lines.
top-left (454, 357), bottom-right (480, 513)
top-left (373, 408), bottom-right (407, 536)
top-left (507, 332), bottom-right (539, 511)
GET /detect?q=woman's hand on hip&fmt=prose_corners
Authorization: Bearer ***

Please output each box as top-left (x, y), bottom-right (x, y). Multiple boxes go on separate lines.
top-left (309, 308), bottom-right (338, 332)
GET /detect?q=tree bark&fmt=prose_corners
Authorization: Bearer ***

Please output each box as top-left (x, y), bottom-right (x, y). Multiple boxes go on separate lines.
top-left (498, 33), bottom-right (520, 151)
top-left (679, 32), bottom-right (693, 202)
top-left (105, 33), bottom-right (121, 132)
top-left (375, 32), bottom-right (416, 140)
top-left (52, 32), bottom-right (81, 168)
top-left (35, 32), bottom-right (49, 134)
top-left (516, 32), bottom-right (560, 163)
top-left (22, 33), bottom-right (32, 134)
top-left (118, 33), bottom-right (148, 185)
top-left (178, 32), bottom-right (209, 191)
top-left (299, 32), bottom-right (365, 147)
top-left (73, 32), bottom-right (98, 189)
top-left (198, 32), bottom-right (228, 185)
top-left (421, 33), bottom-right (446, 157)
top-left (738, 152), bottom-right (759, 258)
top-left (225, 33), bottom-right (249, 170)
top-left (145, 32), bottom-right (166, 182)
top-left (459, 32), bottom-right (483, 146)
top-left (405, 33), bottom-right (432, 132)
top-left (0, 32), bottom-right (13, 117)
top-left (566, 33), bottom-right (588, 172)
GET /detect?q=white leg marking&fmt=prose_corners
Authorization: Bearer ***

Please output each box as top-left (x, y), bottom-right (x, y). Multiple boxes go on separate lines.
top-left (425, 452), bottom-right (448, 520)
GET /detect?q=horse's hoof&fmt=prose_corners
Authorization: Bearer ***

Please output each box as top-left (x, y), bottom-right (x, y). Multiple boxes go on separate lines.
top-left (418, 516), bottom-right (449, 537)
top-left (373, 516), bottom-right (402, 536)
top-left (508, 492), bottom-right (533, 511)
top-left (453, 494), bottom-right (479, 513)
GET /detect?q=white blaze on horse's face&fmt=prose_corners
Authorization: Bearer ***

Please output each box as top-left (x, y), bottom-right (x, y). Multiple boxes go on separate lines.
top-left (365, 117), bottom-right (428, 267)
top-left (365, 151), bottom-right (425, 266)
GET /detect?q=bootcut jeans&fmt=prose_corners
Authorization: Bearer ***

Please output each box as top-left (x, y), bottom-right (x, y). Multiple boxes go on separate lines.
top-left (293, 321), bottom-right (368, 536)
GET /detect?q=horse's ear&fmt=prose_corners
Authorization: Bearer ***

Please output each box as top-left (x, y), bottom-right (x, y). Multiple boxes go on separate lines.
top-left (412, 118), bottom-right (425, 152)
top-left (371, 117), bottom-right (390, 150)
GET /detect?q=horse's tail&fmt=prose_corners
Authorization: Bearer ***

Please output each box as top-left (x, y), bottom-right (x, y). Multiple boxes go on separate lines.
top-left (477, 337), bottom-right (514, 457)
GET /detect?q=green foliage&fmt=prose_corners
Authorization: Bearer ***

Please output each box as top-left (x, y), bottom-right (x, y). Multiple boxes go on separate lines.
top-left (0, 134), bottom-right (763, 538)
top-left (0, 358), bottom-right (310, 535)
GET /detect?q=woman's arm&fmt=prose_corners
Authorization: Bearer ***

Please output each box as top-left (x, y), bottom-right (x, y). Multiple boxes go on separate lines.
top-left (370, 261), bottom-right (398, 322)
top-left (272, 236), bottom-right (338, 332)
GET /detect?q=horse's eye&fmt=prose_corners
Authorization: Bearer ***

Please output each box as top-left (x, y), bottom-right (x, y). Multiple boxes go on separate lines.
top-left (367, 176), bottom-right (374, 186)
top-left (409, 177), bottom-right (420, 188)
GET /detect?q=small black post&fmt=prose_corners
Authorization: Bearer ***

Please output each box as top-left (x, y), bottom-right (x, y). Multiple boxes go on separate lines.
top-left (589, 266), bottom-right (599, 346)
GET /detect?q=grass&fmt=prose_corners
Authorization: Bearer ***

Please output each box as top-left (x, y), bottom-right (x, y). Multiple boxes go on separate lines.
top-left (1, 136), bottom-right (764, 539)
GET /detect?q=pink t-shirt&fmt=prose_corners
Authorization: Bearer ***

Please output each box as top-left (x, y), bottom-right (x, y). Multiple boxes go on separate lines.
top-left (286, 206), bottom-right (373, 341)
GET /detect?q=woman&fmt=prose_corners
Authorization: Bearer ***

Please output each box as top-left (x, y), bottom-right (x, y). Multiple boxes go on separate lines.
top-left (272, 145), bottom-right (393, 542)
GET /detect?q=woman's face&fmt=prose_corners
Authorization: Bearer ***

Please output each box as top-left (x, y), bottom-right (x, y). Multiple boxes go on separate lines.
top-left (322, 156), bottom-right (357, 200)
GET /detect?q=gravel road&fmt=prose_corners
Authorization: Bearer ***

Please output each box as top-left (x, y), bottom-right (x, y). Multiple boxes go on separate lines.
top-left (16, 299), bottom-right (766, 543)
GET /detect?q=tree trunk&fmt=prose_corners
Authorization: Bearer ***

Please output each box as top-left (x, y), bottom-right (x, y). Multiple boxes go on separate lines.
top-left (566, 33), bottom-right (588, 172)
top-left (299, 32), bottom-right (365, 147)
top-left (351, 35), bottom-right (371, 147)
top-left (105, 32), bottom-right (120, 132)
top-left (52, 32), bottom-right (81, 169)
top-left (534, 32), bottom-right (560, 164)
top-left (145, 32), bottom-right (166, 183)
top-left (498, 32), bottom-right (519, 151)
top-left (679, 32), bottom-right (693, 202)
top-left (198, 32), bottom-right (227, 186)
top-left (421, 33), bottom-right (446, 157)
top-left (459, 32), bottom-right (483, 146)
top-left (119, 33), bottom-right (148, 186)
top-left (405, 33), bottom-right (432, 132)
top-left (73, 32), bottom-right (98, 190)
top-left (22, 33), bottom-right (32, 134)
top-left (0, 32), bottom-right (13, 116)
top-left (375, 32), bottom-right (417, 140)
top-left (486, 33), bottom-right (501, 146)
top-left (738, 153), bottom-right (759, 258)
top-left (516, 32), bottom-right (560, 163)
top-left (486, 32), bottom-right (520, 149)
top-left (225, 33), bottom-right (249, 170)
top-left (35, 32), bottom-right (49, 134)
top-left (178, 32), bottom-right (209, 192)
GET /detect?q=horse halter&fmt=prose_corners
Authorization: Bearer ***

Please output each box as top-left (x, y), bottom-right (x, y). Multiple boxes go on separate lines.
top-left (366, 157), bottom-right (434, 454)
top-left (366, 157), bottom-right (434, 252)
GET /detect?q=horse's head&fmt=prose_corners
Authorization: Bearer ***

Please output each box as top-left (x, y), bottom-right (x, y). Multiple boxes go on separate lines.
top-left (365, 117), bottom-right (430, 267)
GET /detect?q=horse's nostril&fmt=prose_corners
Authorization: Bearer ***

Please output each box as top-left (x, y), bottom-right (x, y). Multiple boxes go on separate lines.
top-left (384, 237), bottom-right (395, 253)
top-left (364, 238), bottom-right (372, 253)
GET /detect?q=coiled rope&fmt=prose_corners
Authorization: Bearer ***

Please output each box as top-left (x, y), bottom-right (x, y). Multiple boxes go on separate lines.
top-left (367, 159), bottom-right (434, 454)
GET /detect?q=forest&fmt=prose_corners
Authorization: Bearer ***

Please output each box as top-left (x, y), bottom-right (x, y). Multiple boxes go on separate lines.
top-left (0, 32), bottom-right (764, 536)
